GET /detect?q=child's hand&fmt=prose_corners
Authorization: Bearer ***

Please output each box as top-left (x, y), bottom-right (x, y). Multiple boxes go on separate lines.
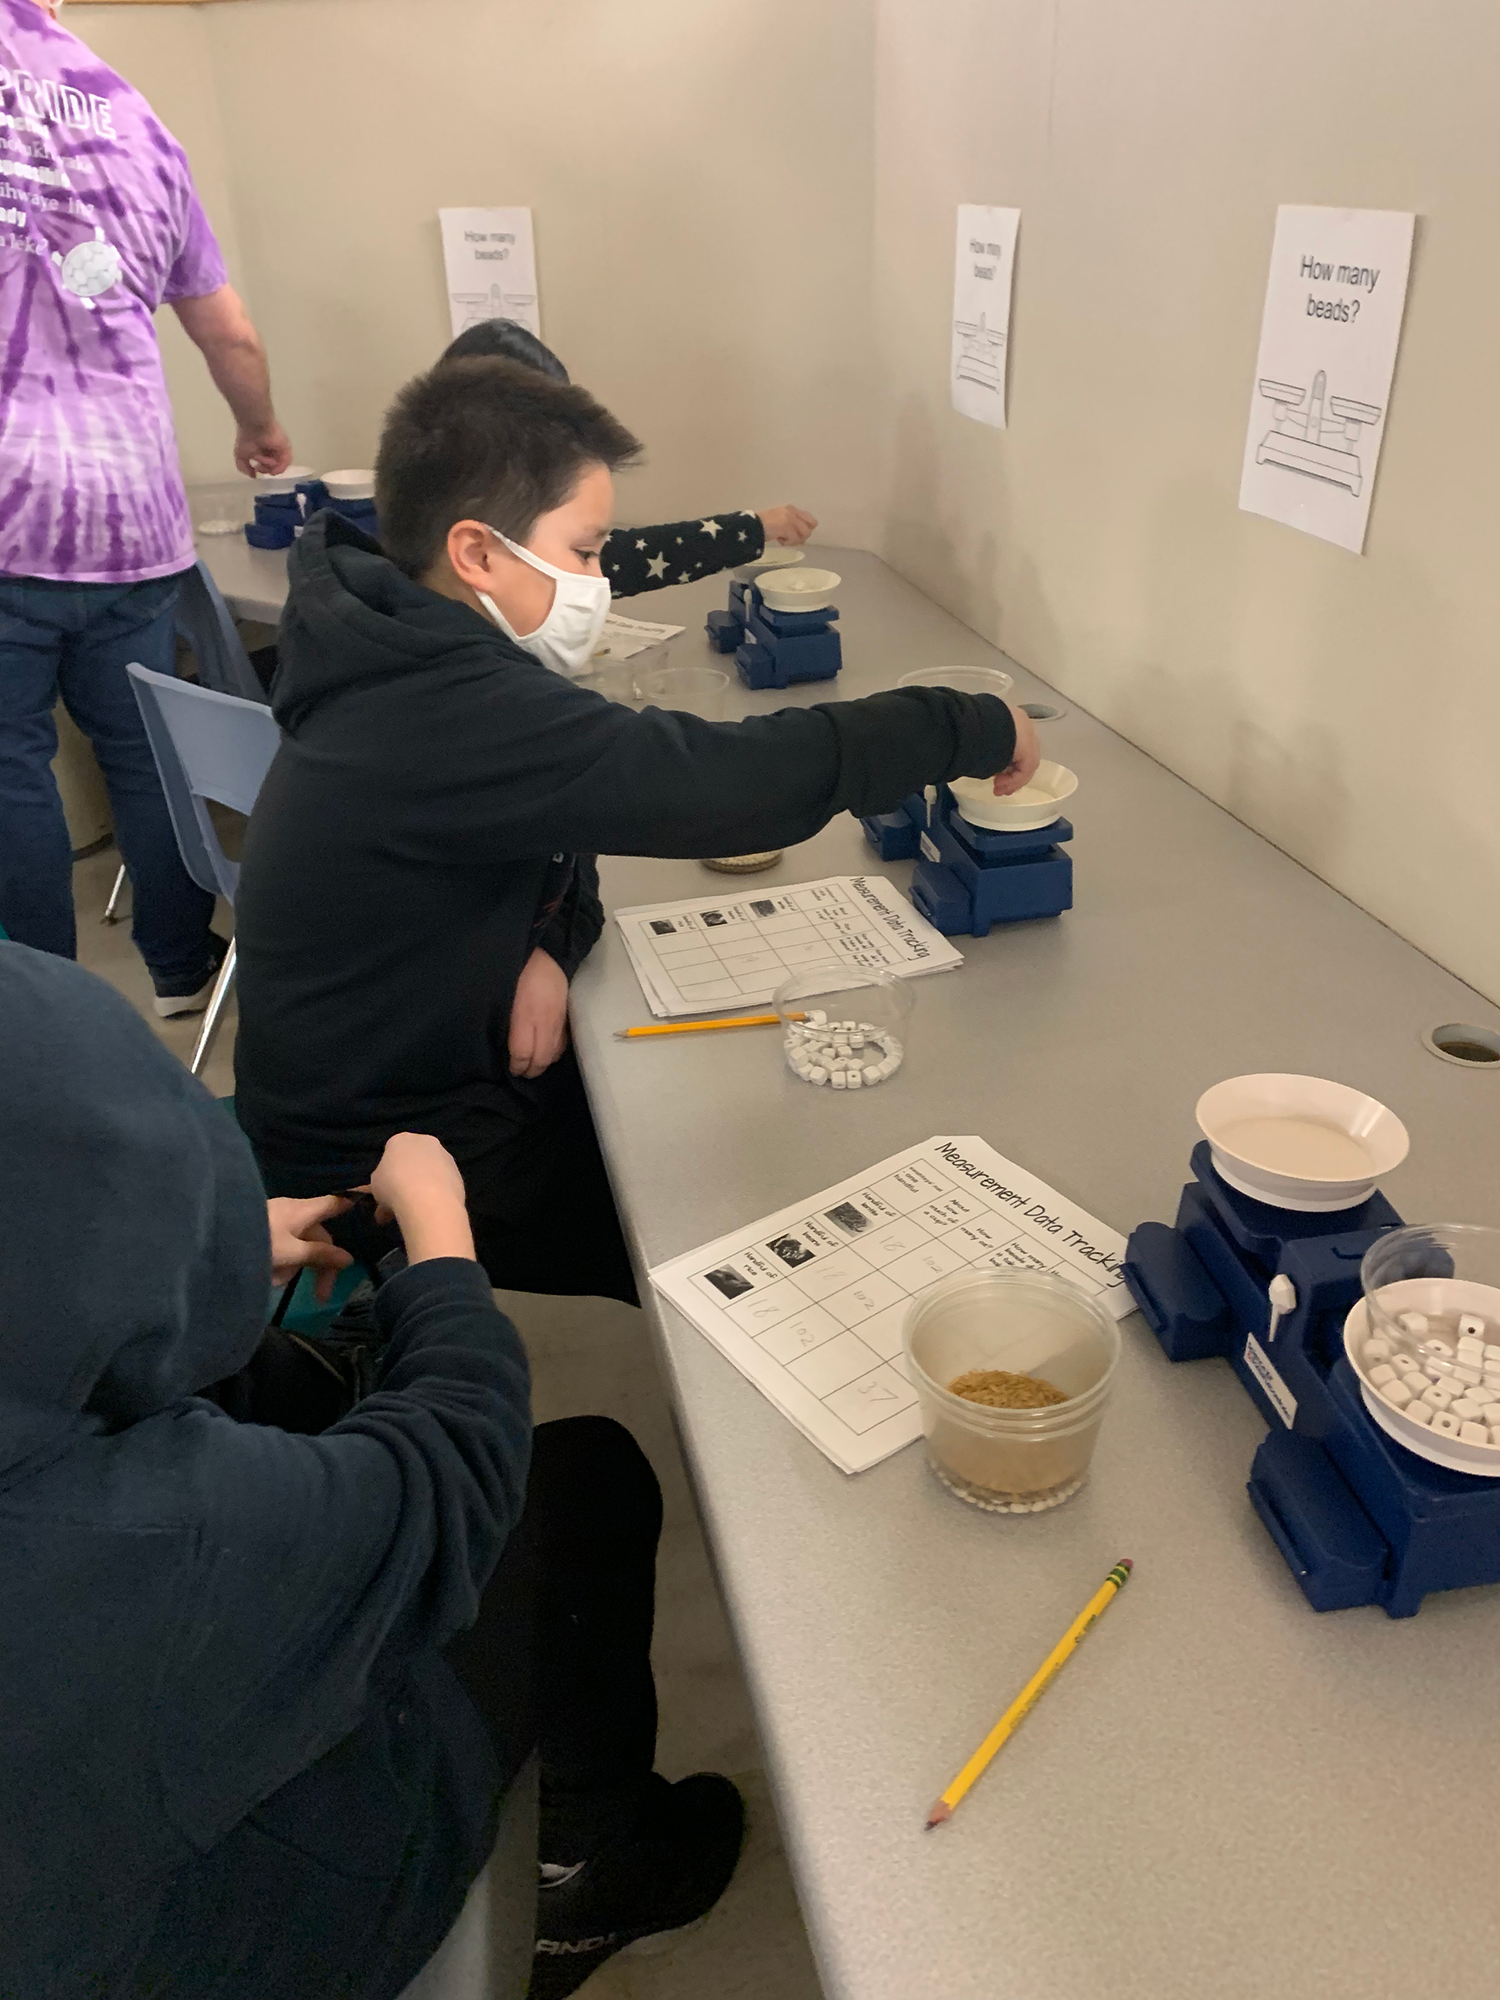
top-left (267, 1195), bottom-right (354, 1302)
top-left (992, 704), bottom-right (1042, 796)
top-left (756, 504), bottom-right (818, 546)
top-left (508, 946), bottom-right (571, 1079)
top-left (369, 1133), bottom-right (475, 1266)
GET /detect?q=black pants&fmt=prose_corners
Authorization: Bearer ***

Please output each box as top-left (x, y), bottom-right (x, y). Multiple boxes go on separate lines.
top-left (209, 1339), bottom-right (662, 1863)
top-left (328, 1051), bottom-right (639, 1309)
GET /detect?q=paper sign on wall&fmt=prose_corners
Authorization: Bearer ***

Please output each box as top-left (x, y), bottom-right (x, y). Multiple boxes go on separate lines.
top-left (951, 204), bottom-right (1020, 428)
top-left (438, 207), bottom-right (540, 342)
top-left (1238, 206), bottom-right (1415, 553)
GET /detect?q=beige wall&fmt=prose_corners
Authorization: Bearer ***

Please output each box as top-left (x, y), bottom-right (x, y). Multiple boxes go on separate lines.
top-left (873, 0), bottom-right (1500, 1005)
top-left (78, 0), bottom-right (878, 541)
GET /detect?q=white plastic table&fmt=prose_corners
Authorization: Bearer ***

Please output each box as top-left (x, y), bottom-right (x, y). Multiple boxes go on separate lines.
top-left (197, 513), bottom-right (1500, 1998)
top-left (191, 482), bottom-right (293, 625)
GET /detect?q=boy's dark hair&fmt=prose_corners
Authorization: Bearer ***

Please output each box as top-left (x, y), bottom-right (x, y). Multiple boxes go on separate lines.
top-left (376, 357), bottom-right (642, 577)
top-left (439, 316), bottom-right (570, 382)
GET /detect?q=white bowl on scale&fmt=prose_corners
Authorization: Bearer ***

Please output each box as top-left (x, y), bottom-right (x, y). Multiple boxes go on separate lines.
top-left (948, 759), bottom-right (1078, 834)
top-left (1195, 1073), bottom-right (1409, 1213)
top-left (731, 545), bottom-right (806, 584)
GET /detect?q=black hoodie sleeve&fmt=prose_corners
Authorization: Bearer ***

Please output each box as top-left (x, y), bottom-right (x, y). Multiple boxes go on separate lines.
top-left (402, 668), bottom-right (1015, 867)
top-left (602, 511), bottom-right (764, 598)
top-left (532, 857), bottom-right (604, 981)
top-left (155, 1259), bottom-right (531, 1850)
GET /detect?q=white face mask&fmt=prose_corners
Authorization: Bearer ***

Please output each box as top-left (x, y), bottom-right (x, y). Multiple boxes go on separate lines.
top-left (476, 529), bottom-right (610, 678)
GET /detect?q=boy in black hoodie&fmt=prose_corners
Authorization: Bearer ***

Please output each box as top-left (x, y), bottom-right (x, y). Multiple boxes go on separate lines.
top-left (234, 358), bottom-right (1037, 1298)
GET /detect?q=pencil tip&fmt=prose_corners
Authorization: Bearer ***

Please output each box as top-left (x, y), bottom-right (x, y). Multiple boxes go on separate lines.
top-left (924, 1801), bottom-right (951, 1829)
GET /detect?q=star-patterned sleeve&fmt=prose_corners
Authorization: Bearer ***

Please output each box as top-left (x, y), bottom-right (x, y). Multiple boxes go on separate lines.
top-left (601, 511), bottom-right (766, 598)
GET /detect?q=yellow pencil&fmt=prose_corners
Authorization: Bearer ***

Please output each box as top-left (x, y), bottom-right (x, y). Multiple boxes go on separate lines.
top-left (925, 1559), bottom-right (1133, 1829)
top-left (613, 1012), bottom-right (801, 1040)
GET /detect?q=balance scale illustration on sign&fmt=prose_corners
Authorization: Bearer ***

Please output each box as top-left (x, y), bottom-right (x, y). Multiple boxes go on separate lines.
top-left (1255, 369), bottom-right (1383, 497)
top-left (450, 282), bottom-right (537, 331)
top-left (953, 311), bottom-right (1005, 394)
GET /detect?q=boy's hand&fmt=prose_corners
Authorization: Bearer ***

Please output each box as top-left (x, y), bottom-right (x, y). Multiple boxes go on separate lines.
top-left (508, 946), bottom-right (571, 1079)
top-left (369, 1133), bottom-right (476, 1266)
top-left (267, 1195), bottom-right (354, 1302)
top-left (992, 703), bottom-right (1043, 796)
top-left (756, 504), bottom-right (818, 546)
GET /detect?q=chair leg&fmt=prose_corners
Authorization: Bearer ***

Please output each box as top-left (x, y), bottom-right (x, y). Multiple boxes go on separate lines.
top-left (102, 861), bottom-right (128, 924)
top-left (189, 938), bottom-right (236, 1077)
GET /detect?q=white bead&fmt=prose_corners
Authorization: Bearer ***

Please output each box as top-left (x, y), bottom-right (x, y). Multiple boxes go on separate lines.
top-left (1490, 1427), bottom-right (1500, 1449)
top-left (1461, 1422), bottom-right (1489, 1445)
top-left (1481, 1404), bottom-right (1500, 1427)
top-left (1428, 1358), bottom-right (1455, 1377)
top-left (1419, 1329), bottom-right (1447, 1352)
top-left (1424, 1384), bottom-right (1454, 1409)
top-left (862, 1065), bottom-right (883, 1085)
top-left (808, 1008), bottom-right (827, 1025)
top-left (1451, 1398), bottom-right (1487, 1423)
top-left (1364, 1336), bottom-right (1392, 1361)
top-left (1458, 1314), bottom-right (1487, 1340)
top-left (830, 1071), bottom-right (846, 1089)
top-left (1485, 1344), bottom-right (1500, 1364)
top-left (1368, 1364), bottom-right (1396, 1387)
top-left (1456, 1366), bottom-right (1483, 1387)
top-left (1432, 1412), bottom-right (1462, 1438)
top-left (1457, 1339), bottom-right (1485, 1363)
top-left (1381, 1379), bottom-right (1414, 1409)
top-left (1397, 1355), bottom-right (1425, 1376)
top-left (846, 1072), bottom-right (863, 1089)
top-left (1407, 1401), bottom-right (1433, 1427)
top-left (807, 1065), bottom-right (827, 1083)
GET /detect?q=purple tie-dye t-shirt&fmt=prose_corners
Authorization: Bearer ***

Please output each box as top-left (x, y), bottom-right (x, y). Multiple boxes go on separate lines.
top-left (0, 1), bottom-right (226, 583)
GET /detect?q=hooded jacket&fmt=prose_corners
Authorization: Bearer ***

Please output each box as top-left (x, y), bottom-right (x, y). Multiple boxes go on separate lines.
top-left (0, 947), bottom-right (532, 2000)
top-left (233, 514), bottom-right (1016, 1190)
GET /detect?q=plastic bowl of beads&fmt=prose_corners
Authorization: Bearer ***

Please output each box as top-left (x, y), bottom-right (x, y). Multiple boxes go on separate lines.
top-left (897, 664), bottom-right (1015, 700)
top-left (904, 1270), bottom-right (1120, 1512)
top-left (756, 568), bottom-right (841, 614)
top-left (731, 546), bottom-right (806, 583)
top-left (322, 468), bottom-right (376, 501)
top-left (949, 760), bottom-right (1079, 834)
top-left (1195, 1074), bottom-right (1409, 1213)
top-left (1346, 1224), bottom-right (1500, 1474)
top-left (772, 963), bottom-right (912, 1093)
top-left (252, 465), bottom-right (317, 497)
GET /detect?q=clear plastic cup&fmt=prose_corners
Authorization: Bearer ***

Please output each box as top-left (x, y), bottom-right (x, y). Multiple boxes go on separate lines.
top-left (904, 1270), bottom-right (1120, 1511)
top-left (637, 665), bottom-right (730, 719)
top-left (1361, 1224), bottom-right (1500, 1358)
top-left (898, 664), bottom-right (1014, 700)
top-left (772, 962), bottom-right (913, 1092)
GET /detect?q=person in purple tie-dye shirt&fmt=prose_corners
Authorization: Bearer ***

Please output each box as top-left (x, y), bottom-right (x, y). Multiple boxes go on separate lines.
top-left (0, 0), bottom-right (291, 1013)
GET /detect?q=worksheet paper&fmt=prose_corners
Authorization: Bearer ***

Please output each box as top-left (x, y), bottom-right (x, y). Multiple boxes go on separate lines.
top-left (438, 207), bottom-right (540, 341)
top-left (951, 204), bottom-right (1020, 428)
top-left (614, 875), bottom-right (963, 1018)
top-left (591, 612), bottom-right (684, 662)
top-left (1238, 206), bottom-right (1415, 553)
top-left (650, 1135), bottom-right (1132, 1474)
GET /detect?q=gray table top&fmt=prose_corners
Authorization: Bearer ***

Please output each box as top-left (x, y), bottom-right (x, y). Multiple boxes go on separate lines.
top-left (563, 552), bottom-right (1500, 2000)
top-left (191, 481), bottom-right (293, 625)
top-left (197, 507), bottom-right (1500, 1996)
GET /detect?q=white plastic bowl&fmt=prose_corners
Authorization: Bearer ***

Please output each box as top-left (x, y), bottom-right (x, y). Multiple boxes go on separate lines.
top-left (756, 567), bottom-right (840, 614)
top-left (949, 759), bottom-right (1078, 833)
top-left (1344, 1296), bottom-right (1500, 1476)
top-left (322, 469), bottom-right (376, 500)
top-left (253, 465), bottom-right (317, 496)
top-left (1196, 1073), bottom-right (1409, 1213)
top-left (731, 545), bottom-right (805, 584)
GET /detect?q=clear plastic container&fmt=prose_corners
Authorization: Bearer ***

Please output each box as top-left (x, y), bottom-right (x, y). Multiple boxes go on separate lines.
top-left (904, 1270), bottom-right (1120, 1511)
top-left (1361, 1224), bottom-right (1500, 1356)
top-left (636, 664), bottom-right (730, 719)
top-left (772, 962), bottom-right (913, 1092)
top-left (897, 663), bottom-right (1014, 700)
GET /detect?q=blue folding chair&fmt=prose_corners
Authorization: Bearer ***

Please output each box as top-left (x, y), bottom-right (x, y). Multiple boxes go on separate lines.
top-left (104, 559), bottom-right (266, 924)
top-left (125, 663), bottom-right (280, 1076)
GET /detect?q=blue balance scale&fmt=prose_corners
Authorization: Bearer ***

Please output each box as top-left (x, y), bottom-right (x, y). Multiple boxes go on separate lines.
top-left (1123, 1145), bottom-right (1500, 1617)
top-left (858, 786), bottom-right (1073, 937)
top-left (706, 576), bottom-right (841, 690)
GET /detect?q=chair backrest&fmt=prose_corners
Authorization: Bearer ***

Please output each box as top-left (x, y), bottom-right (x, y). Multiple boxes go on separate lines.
top-left (126, 664), bottom-right (280, 906)
top-left (174, 557), bottom-right (266, 703)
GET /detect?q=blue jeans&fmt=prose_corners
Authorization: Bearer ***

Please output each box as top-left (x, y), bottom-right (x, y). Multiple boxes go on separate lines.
top-left (0, 571), bottom-right (216, 994)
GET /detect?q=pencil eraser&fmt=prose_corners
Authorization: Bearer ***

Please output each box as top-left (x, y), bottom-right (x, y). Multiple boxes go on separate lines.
top-left (1380, 1379), bottom-right (1414, 1409)
top-left (1407, 1401), bottom-right (1433, 1427)
top-left (1461, 1422), bottom-right (1489, 1446)
top-left (1431, 1412), bottom-right (1463, 1439)
top-left (1368, 1364), bottom-right (1396, 1387)
top-left (1458, 1314), bottom-right (1487, 1340)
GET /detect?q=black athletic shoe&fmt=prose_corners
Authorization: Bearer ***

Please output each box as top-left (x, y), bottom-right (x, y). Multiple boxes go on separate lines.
top-left (152, 932), bottom-right (230, 1019)
top-left (528, 1772), bottom-right (746, 2000)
